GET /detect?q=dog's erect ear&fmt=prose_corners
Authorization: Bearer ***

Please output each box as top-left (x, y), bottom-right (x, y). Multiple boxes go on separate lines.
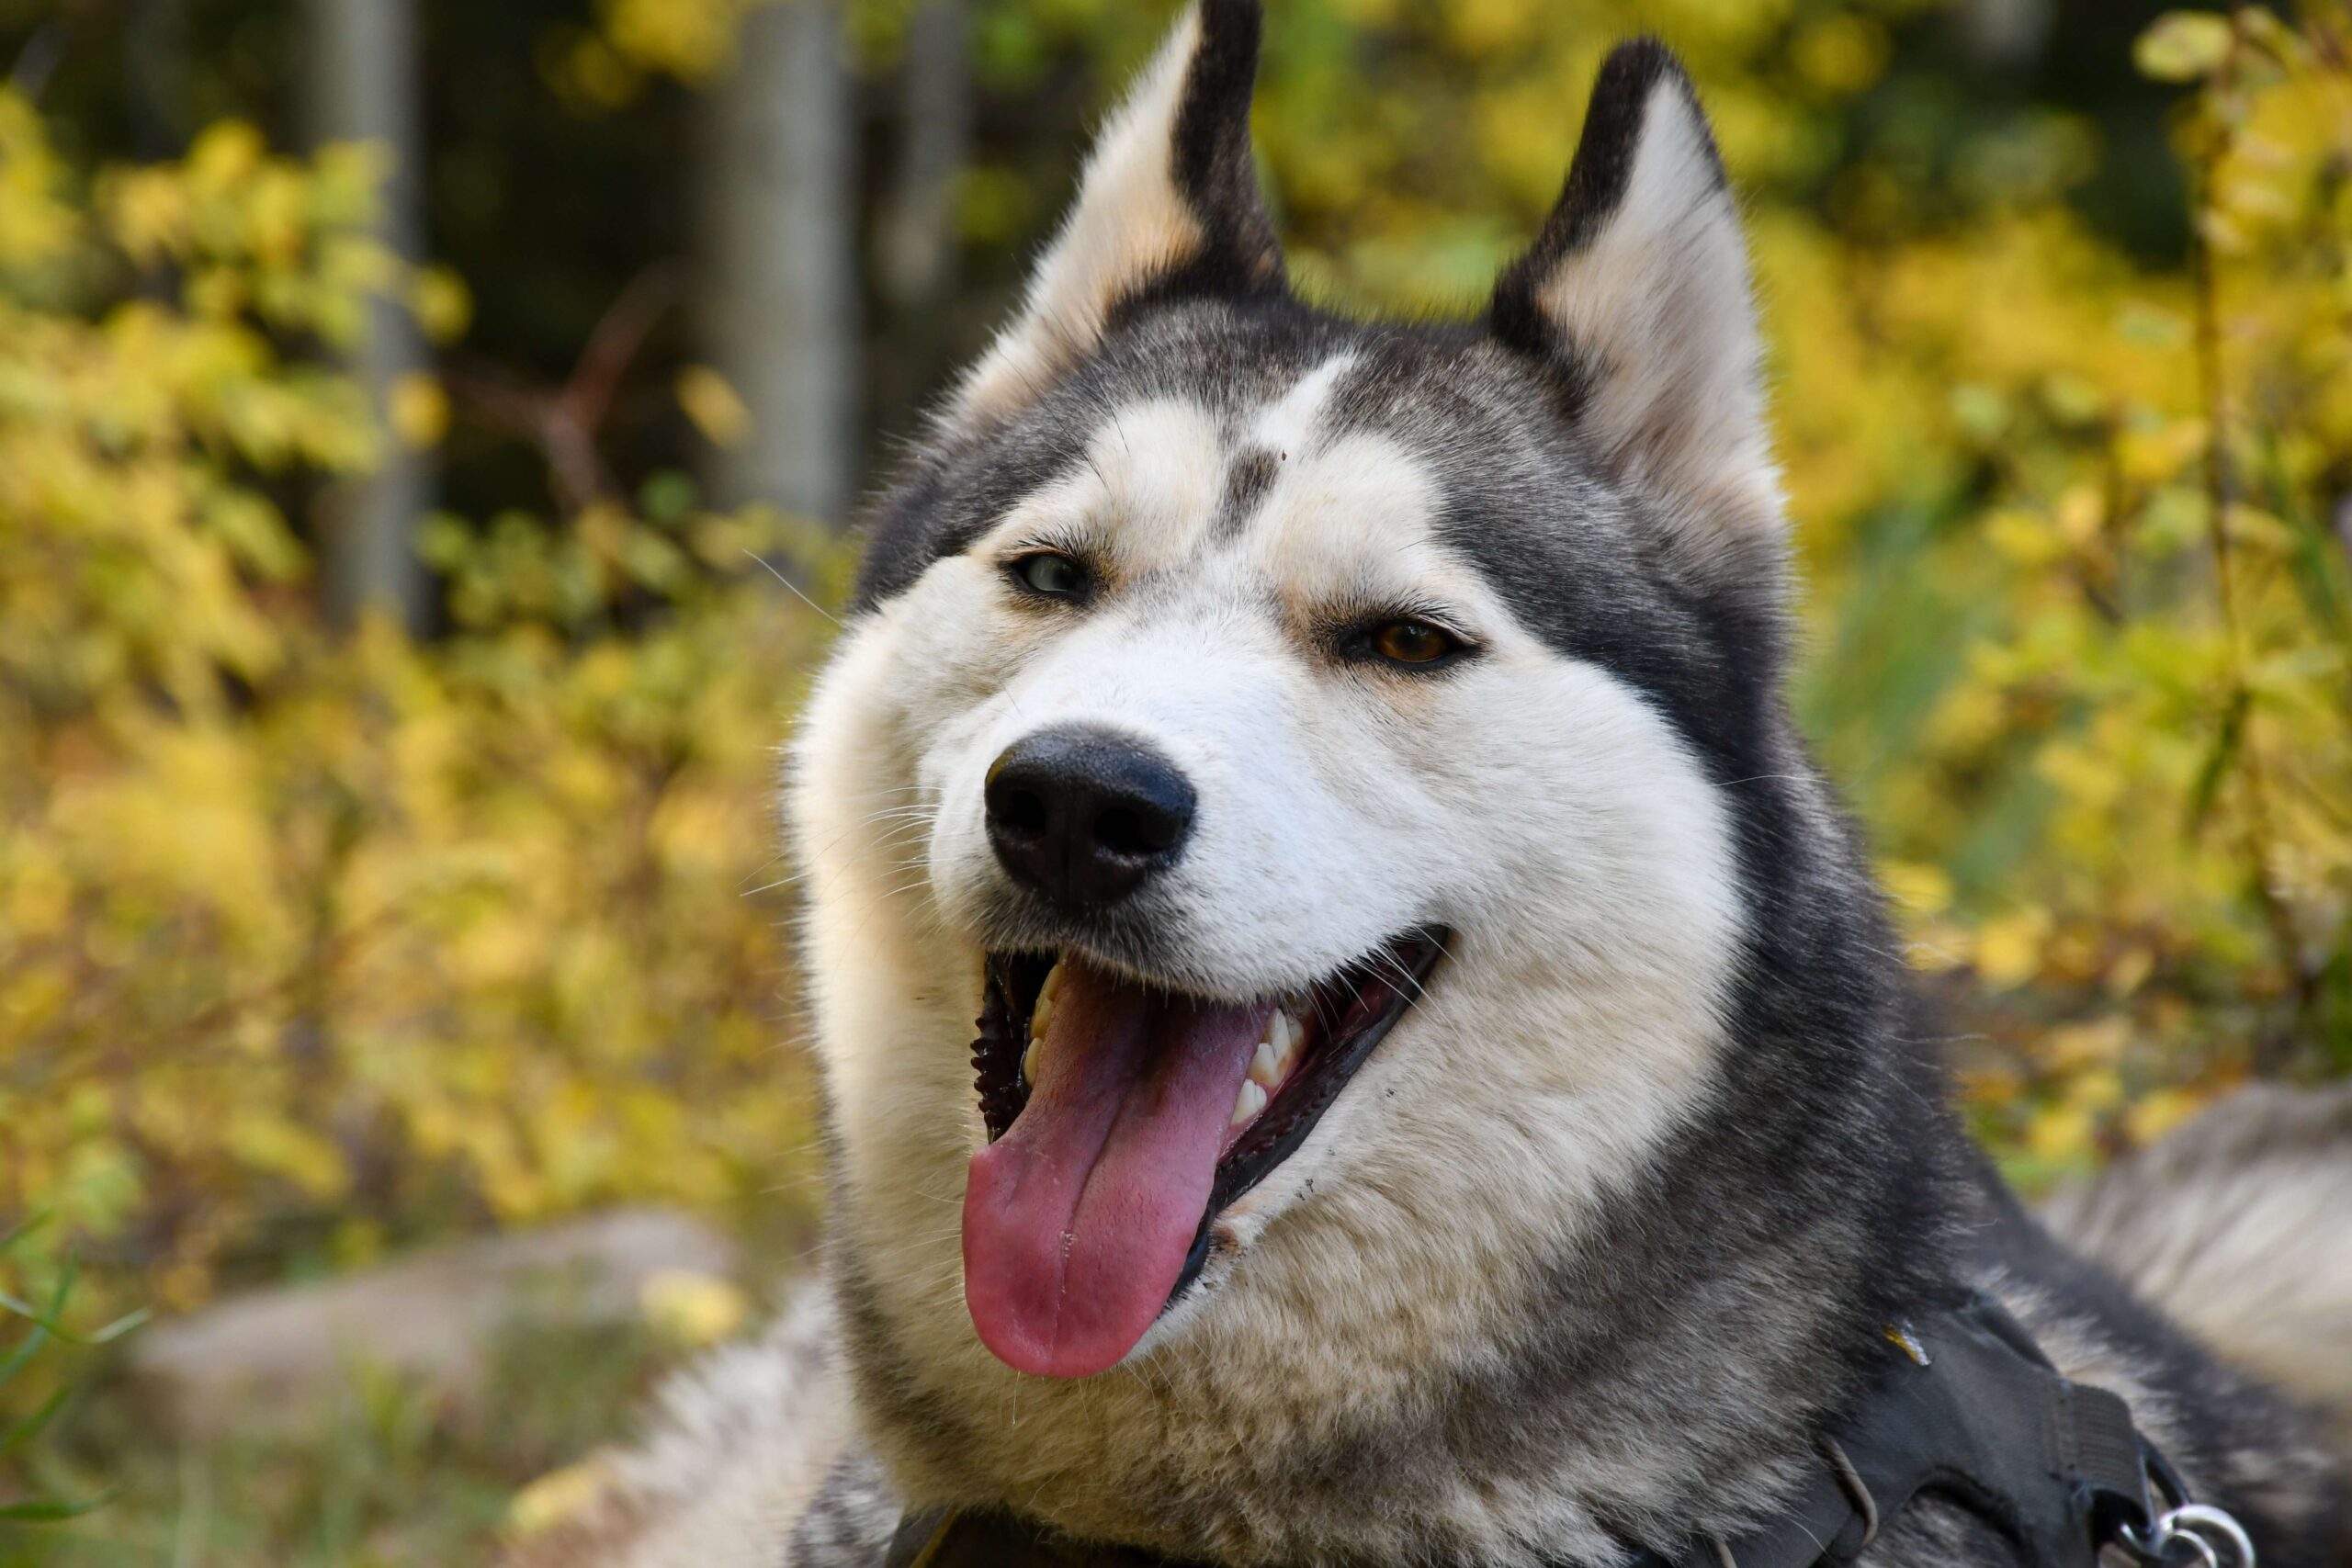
top-left (1492, 41), bottom-right (1783, 579)
top-left (947, 0), bottom-right (1282, 429)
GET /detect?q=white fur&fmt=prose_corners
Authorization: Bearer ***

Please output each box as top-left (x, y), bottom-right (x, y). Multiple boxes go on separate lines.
top-left (1247, 350), bottom-right (1355, 456)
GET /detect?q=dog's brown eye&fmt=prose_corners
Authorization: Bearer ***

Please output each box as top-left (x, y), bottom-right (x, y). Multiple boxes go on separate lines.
top-left (1371, 619), bottom-right (1458, 666)
top-left (1012, 551), bottom-right (1088, 600)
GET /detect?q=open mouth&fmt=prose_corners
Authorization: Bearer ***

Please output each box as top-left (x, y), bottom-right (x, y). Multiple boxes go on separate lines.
top-left (960, 931), bottom-right (1444, 1379)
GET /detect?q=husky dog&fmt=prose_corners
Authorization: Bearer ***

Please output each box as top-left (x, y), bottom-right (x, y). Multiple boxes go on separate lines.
top-left (523, 6), bottom-right (2352, 1565)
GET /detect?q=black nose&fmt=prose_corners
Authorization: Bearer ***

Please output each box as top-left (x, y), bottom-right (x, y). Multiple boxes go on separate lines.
top-left (984, 727), bottom-right (1196, 911)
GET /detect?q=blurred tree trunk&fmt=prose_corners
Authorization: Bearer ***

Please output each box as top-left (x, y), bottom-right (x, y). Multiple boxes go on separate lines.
top-left (871, 0), bottom-right (973, 444)
top-left (1957, 0), bottom-right (2052, 65)
top-left (124, 0), bottom-right (188, 157)
top-left (305, 0), bottom-right (432, 634)
top-left (699, 0), bottom-right (860, 525)
top-left (878, 0), bottom-right (969, 312)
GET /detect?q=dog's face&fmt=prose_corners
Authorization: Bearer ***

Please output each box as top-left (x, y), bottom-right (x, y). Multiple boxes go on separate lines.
top-left (791, 5), bottom-right (1798, 1556)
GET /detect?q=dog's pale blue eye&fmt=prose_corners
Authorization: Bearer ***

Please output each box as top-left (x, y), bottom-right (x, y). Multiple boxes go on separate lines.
top-left (1015, 553), bottom-right (1085, 598)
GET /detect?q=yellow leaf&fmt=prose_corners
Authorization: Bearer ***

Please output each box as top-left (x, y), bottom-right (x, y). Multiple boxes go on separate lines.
top-left (508, 1457), bottom-right (615, 1537)
top-left (410, 265), bottom-right (473, 344)
top-left (386, 371), bottom-right (448, 449)
top-left (2044, 1019), bottom-right (2129, 1071)
top-left (2027, 1101), bottom-right (2098, 1164)
top-left (1880, 860), bottom-right (1954, 919)
top-left (676, 365), bottom-right (751, 448)
top-left (2067, 1068), bottom-right (2125, 1112)
top-left (2105, 947), bottom-right (2156, 998)
top-left (2126, 1089), bottom-right (2201, 1146)
top-left (1791, 15), bottom-right (1890, 96)
top-left (2134, 12), bottom-right (2235, 83)
top-left (187, 119), bottom-right (265, 187)
top-left (639, 1268), bottom-right (750, 1348)
top-left (1975, 908), bottom-right (2052, 991)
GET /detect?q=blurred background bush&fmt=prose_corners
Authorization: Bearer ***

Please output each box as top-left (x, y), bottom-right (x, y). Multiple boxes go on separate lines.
top-left (0, 0), bottom-right (2346, 1559)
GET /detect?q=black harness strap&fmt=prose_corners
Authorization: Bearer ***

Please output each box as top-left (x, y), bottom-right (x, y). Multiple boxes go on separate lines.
top-left (885, 1506), bottom-right (1208, 1567)
top-left (1636, 1295), bottom-right (2160, 1568)
top-left (884, 1292), bottom-right (2174, 1568)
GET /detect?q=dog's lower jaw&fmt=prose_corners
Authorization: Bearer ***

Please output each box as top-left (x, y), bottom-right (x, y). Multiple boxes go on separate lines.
top-left (826, 1033), bottom-right (1916, 1568)
top-left (832, 1152), bottom-right (1871, 1568)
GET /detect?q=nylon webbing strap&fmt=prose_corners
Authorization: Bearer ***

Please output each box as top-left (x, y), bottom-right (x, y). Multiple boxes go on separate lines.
top-left (1645, 1295), bottom-right (2159, 1568)
top-left (884, 1292), bottom-right (2167, 1568)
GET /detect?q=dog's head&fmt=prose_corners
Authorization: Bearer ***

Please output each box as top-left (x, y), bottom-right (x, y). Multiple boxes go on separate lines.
top-left (791, 3), bottom-right (1814, 1552)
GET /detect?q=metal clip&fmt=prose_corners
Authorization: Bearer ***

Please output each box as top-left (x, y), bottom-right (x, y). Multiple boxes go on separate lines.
top-left (1819, 1437), bottom-right (1881, 1555)
top-left (2117, 1503), bottom-right (2257, 1568)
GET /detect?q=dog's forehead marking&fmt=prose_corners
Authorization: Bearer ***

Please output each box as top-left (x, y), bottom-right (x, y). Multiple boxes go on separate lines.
top-left (1250, 351), bottom-right (1357, 456)
top-left (1216, 447), bottom-right (1282, 534)
top-left (1209, 352), bottom-right (1360, 540)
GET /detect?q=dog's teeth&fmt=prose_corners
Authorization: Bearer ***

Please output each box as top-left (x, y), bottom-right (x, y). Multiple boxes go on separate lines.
top-left (1244, 1011), bottom-right (1304, 1093)
top-left (1027, 961), bottom-right (1066, 1043)
top-left (1022, 1036), bottom-right (1040, 1086)
top-left (1230, 1077), bottom-right (1267, 1128)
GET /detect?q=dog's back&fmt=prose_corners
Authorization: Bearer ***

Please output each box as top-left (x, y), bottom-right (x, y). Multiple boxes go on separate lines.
top-left (2045, 1086), bottom-right (2352, 1473)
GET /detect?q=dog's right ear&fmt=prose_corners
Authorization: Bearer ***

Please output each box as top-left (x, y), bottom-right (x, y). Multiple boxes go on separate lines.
top-left (944, 0), bottom-right (1282, 432)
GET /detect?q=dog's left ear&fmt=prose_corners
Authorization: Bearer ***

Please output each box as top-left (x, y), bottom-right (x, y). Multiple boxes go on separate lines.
top-left (947, 0), bottom-right (1282, 431)
top-left (1492, 40), bottom-right (1782, 581)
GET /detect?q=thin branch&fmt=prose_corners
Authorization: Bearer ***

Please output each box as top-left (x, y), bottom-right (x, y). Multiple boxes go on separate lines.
top-left (440, 263), bottom-right (684, 513)
top-left (2188, 5), bottom-right (2317, 1063)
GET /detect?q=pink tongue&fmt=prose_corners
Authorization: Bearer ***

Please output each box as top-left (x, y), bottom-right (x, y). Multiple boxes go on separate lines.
top-left (963, 958), bottom-right (1271, 1379)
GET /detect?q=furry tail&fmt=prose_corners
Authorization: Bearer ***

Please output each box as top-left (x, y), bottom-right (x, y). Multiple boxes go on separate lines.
top-left (2042, 1083), bottom-right (2352, 1458)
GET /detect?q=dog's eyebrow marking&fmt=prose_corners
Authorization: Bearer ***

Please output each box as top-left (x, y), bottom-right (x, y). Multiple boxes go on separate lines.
top-left (1215, 447), bottom-right (1281, 536)
top-left (1209, 352), bottom-right (1357, 539)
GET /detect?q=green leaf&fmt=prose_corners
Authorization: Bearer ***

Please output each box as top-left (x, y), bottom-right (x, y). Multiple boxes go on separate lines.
top-left (0, 1213), bottom-right (52, 1257)
top-left (0, 1252), bottom-right (148, 1348)
top-left (0, 1322), bottom-right (51, 1393)
top-left (0, 1296), bottom-right (148, 1348)
top-left (0, 1490), bottom-right (115, 1524)
top-left (0, 1385), bottom-right (70, 1460)
top-left (2184, 686), bottom-right (2251, 836)
top-left (2134, 12), bottom-right (2235, 82)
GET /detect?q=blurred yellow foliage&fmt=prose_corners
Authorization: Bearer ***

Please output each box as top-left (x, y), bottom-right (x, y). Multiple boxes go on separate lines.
top-left (3, 0), bottom-right (2349, 1334)
top-left (1831, 9), bottom-right (2352, 1176)
top-left (0, 94), bottom-right (832, 1314)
